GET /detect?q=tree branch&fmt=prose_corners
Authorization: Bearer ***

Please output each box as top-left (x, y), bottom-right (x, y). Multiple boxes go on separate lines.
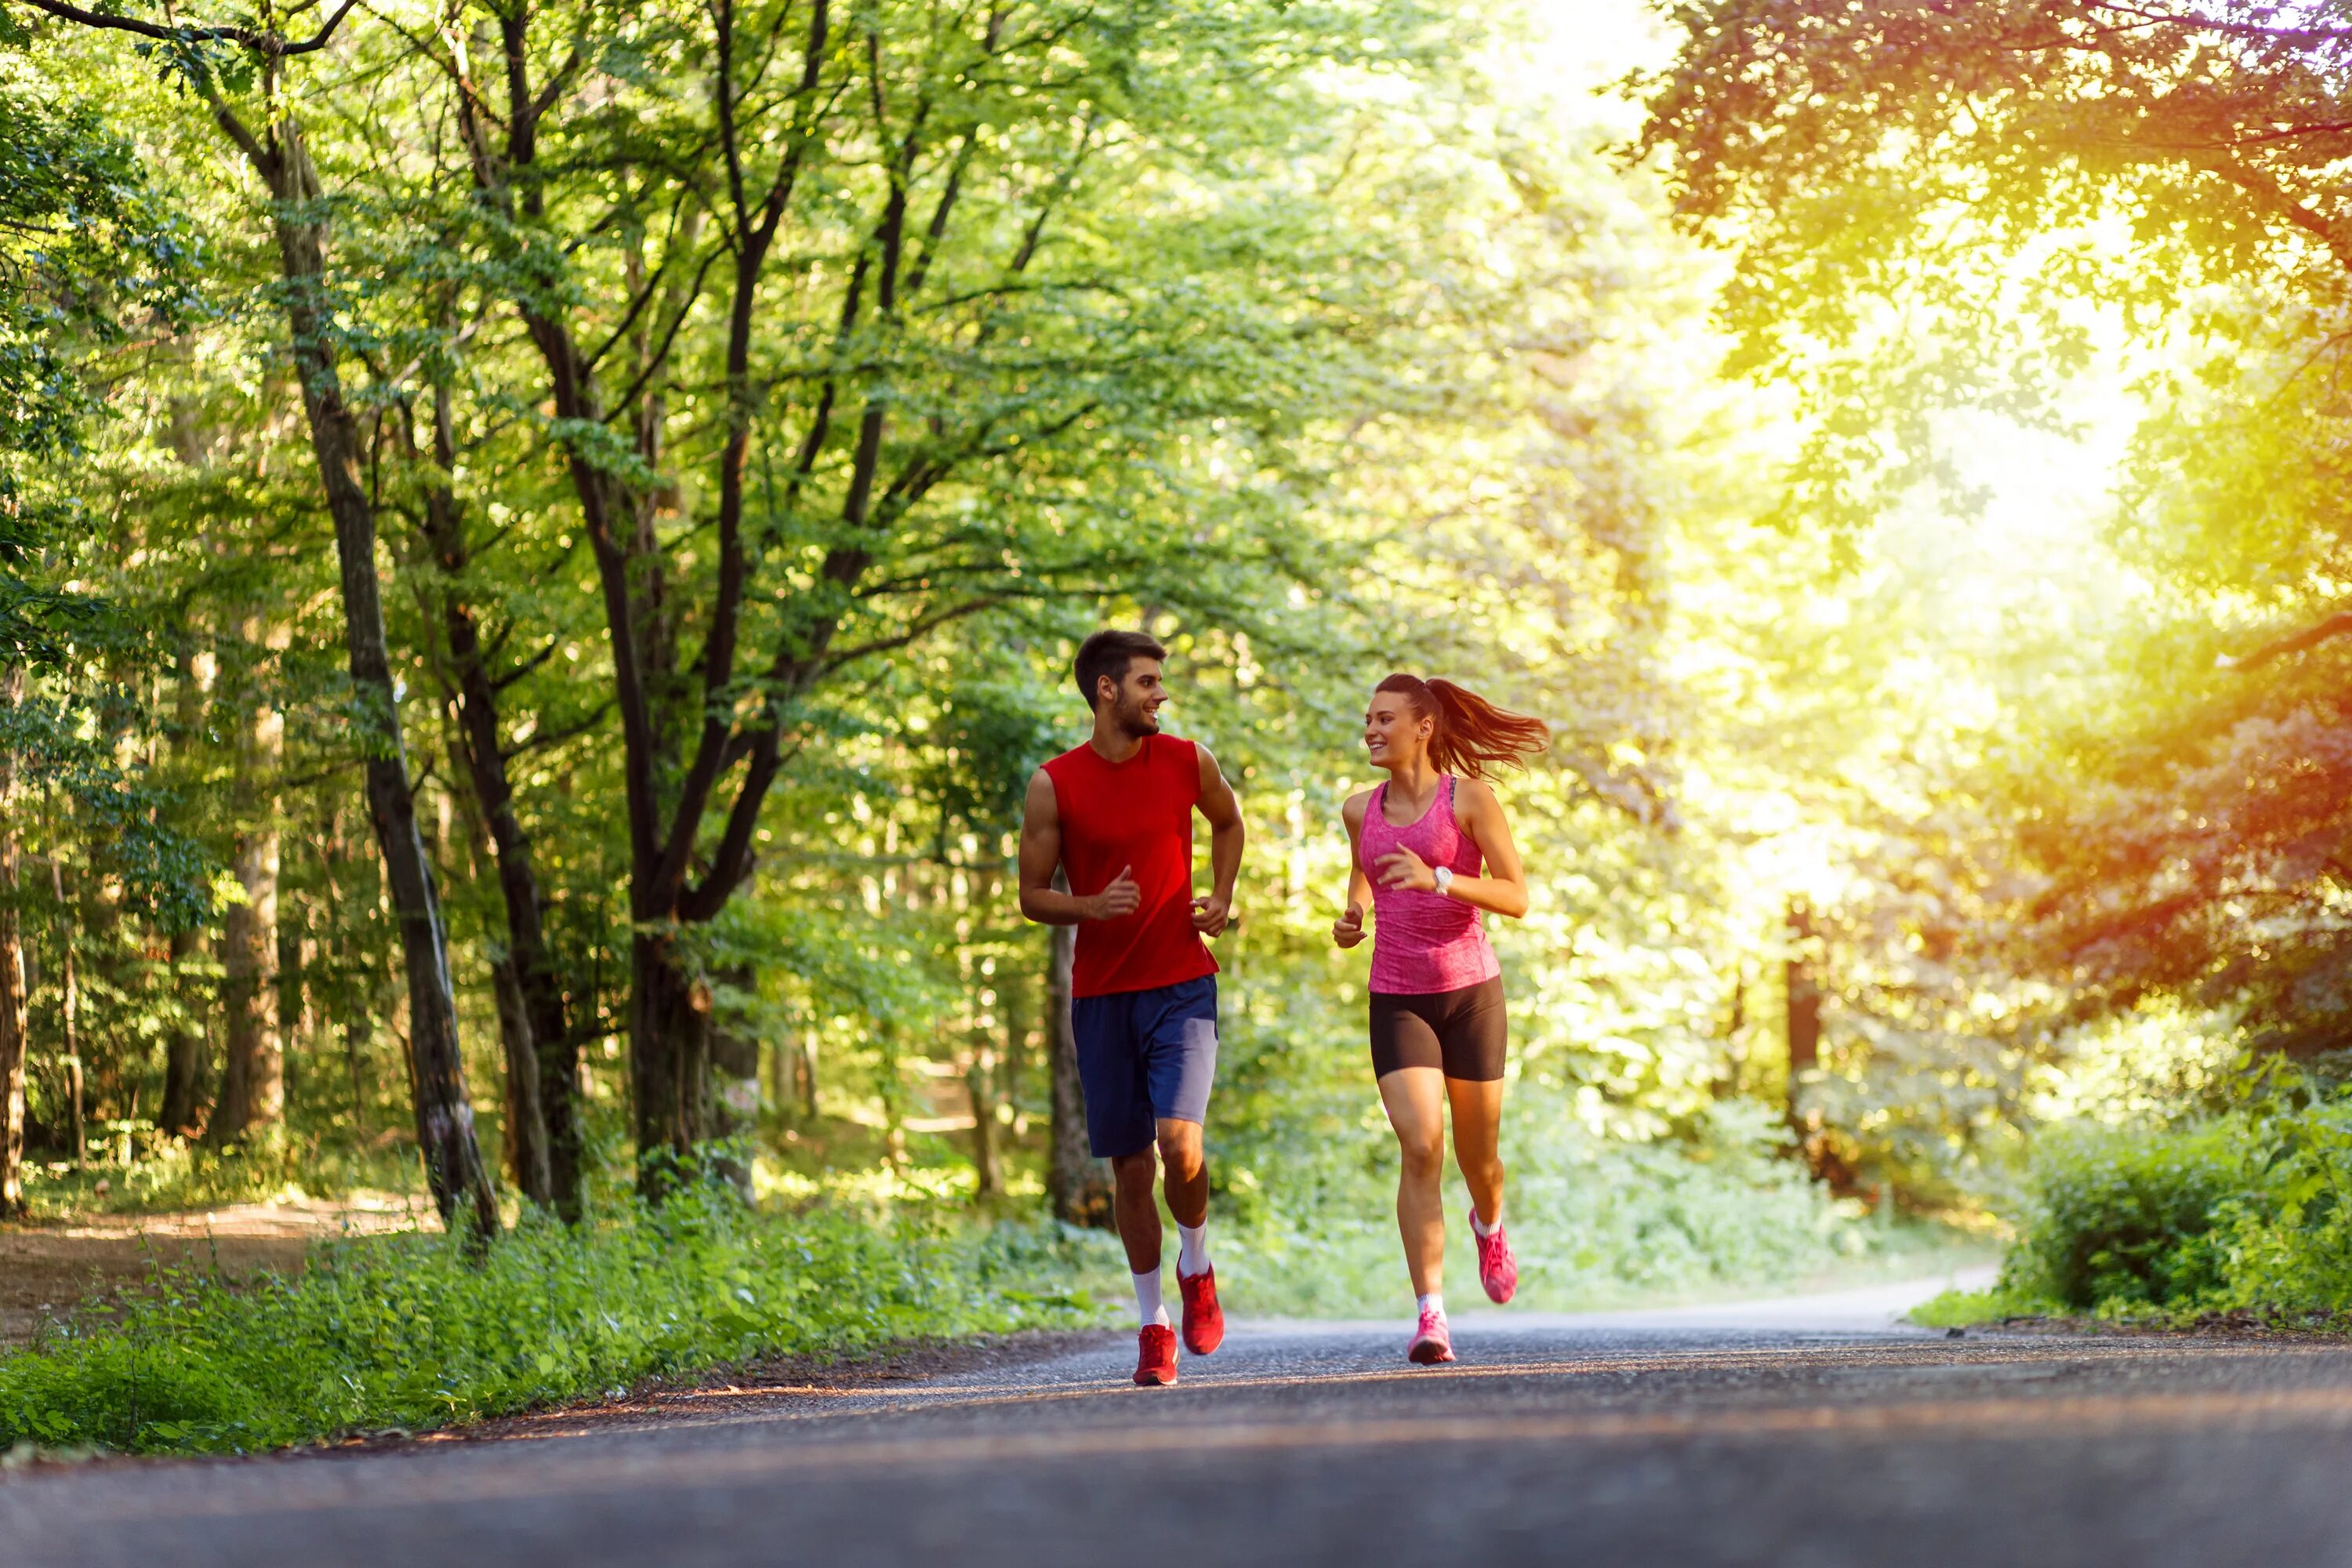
top-left (2223, 609), bottom-right (2352, 670)
top-left (2080, 2), bottom-right (2352, 48)
top-left (12, 0), bottom-right (361, 55)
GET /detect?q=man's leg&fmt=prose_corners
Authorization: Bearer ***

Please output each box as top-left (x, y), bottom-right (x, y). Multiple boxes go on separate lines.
top-left (1076, 992), bottom-right (1170, 1342)
top-left (1113, 1142), bottom-right (1178, 1385)
top-left (1156, 1116), bottom-right (1207, 1230)
top-left (1143, 982), bottom-right (1224, 1353)
top-left (1112, 1145), bottom-right (1166, 1282)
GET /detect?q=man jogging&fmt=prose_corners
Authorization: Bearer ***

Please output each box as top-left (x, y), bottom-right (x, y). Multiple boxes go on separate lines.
top-left (1019, 630), bottom-right (1244, 1386)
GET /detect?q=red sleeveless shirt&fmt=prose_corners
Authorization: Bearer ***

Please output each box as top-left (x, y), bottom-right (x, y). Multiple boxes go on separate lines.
top-left (1043, 734), bottom-right (1218, 998)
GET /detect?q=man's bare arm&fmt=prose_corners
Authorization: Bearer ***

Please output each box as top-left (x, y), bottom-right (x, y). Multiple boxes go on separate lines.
top-left (1192, 745), bottom-right (1245, 936)
top-left (1017, 767), bottom-right (1136, 925)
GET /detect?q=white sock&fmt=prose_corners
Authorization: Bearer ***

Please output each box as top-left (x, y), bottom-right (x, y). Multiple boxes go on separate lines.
top-left (1417, 1291), bottom-right (1446, 1319)
top-left (1134, 1268), bottom-right (1171, 1328)
top-left (1177, 1220), bottom-right (1210, 1278)
top-left (1470, 1204), bottom-right (1501, 1238)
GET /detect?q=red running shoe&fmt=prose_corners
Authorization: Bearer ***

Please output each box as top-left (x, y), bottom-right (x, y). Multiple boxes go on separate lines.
top-left (1178, 1265), bottom-right (1225, 1356)
top-left (1406, 1305), bottom-right (1455, 1365)
top-left (1472, 1208), bottom-right (1518, 1305)
top-left (1134, 1323), bottom-right (1178, 1386)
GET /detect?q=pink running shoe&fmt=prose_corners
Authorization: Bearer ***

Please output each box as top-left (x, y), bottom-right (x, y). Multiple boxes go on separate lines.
top-left (1406, 1306), bottom-right (1455, 1365)
top-left (1472, 1208), bottom-right (1518, 1305)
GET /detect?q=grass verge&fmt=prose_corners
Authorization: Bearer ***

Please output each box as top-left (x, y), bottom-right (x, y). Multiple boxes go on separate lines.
top-left (0, 1189), bottom-right (1110, 1456)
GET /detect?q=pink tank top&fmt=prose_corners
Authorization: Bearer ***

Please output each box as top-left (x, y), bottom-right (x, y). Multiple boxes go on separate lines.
top-left (1360, 776), bottom-right (1500, 995)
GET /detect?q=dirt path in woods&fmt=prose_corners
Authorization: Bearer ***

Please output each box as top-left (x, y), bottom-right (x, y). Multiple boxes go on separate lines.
top-left (0, 1196), bottom-right (433, 1345)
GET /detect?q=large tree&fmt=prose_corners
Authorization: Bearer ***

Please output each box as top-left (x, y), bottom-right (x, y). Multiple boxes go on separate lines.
top-left (1641, 2), bottom-right (2352, 1062)
top-left (378, 0), bottom-right (1472, 1188)
top-left (12, 0), bottom-right (503, 1239)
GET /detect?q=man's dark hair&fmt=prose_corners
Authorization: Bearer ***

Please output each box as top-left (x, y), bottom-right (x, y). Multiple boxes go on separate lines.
top-left (1073, 629), bottom-right (1168, 710)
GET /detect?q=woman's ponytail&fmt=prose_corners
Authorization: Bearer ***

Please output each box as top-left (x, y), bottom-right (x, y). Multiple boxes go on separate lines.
top-left (1375, 673), bottom-right (1549, 781)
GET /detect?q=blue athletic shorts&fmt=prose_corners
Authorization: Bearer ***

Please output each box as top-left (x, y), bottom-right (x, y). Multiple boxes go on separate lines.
top-left (1070, 975), bottom-right (1218, 1159)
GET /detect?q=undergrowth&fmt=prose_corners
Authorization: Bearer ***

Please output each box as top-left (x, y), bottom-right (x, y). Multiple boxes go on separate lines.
top-left (20, 1127), bottom-right (423, 1219)
top-left (1212, 1097), bottom-right (1887, 1317)
top-left (1915, 1075), bottom-right (2352, 1329)
top-left (0, 1189), bottom-right (1113, 1455)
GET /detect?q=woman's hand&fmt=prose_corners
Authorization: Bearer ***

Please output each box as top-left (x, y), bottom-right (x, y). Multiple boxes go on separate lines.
top-left (1332, 901), bottom-right (1367, 948)
top-left (1374, 846), bottom-right (1436, 893)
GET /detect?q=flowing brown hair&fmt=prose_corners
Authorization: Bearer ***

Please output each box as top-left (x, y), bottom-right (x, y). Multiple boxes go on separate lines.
top-left (1374, 673), bottom-right (1549, 781)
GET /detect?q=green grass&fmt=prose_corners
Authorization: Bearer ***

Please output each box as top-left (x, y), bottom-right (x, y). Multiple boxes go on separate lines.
top-left (19, 1127), bottom-right (423, 1219)
top-left (1908, 1283), bottom-right (2059, 1329)
top-left (0, 1189), bottom-right (1114, 1456)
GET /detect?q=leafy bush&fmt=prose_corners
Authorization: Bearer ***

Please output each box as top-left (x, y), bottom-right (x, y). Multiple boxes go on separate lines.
top-left (1938, 1090), bottom-right (2352, 1324)
top-left (0, 1192), bottom-right (1107, 1455)
top-left (2000, 1120), bottom-right (2252, 1311)
top-left (2195, 1097), bottom-right (2352, 1313)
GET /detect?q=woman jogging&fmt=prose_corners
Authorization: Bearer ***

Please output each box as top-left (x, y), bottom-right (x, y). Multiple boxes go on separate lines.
top-left (1332, 673), bottom-right (1546, 1364)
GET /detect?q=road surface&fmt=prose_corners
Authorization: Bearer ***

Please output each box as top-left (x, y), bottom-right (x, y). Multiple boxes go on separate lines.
top-left (9, 1275), bottom-right (2352, 1566)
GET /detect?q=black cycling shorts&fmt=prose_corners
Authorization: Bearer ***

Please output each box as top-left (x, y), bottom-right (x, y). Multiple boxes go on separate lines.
top-left (1369, 976), bottom-right (1507, 1082)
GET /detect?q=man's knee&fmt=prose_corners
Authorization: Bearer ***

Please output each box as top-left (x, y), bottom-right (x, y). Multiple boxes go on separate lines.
top-left (1156, 1120), bottom-right (1203, 1178)
top-left (1111, 1148), bottom-right (1158, 1192)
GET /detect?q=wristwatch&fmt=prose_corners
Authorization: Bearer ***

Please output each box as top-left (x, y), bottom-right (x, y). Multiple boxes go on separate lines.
top-left (1432, 866), bottom-right (1455, 898)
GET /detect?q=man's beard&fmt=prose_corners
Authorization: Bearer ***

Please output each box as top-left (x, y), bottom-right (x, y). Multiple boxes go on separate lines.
top-left (1113, 694), bottom-right (1162, 737)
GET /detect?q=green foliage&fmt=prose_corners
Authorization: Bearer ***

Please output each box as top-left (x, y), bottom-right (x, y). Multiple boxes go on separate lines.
top-left (1216, 1097), bottom-right (1865, 1317)
top-left (1959, 1082), bottom-right (2352, 1322)
top-left (1907, 1283), bottom-right (2055, 1330)
top-left (18, 1125), bottom-right (419, 1219)
top-left (2000, 1122), bottom-right (2250, 1312)
top-left (1208, 969), bottom-right (1864, 1312)
top-left (0, 1192), bottom-right (1105, 1454)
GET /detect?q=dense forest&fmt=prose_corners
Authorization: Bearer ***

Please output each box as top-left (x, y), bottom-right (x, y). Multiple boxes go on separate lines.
top-left (9, 0), bottom-right (2352, 1445)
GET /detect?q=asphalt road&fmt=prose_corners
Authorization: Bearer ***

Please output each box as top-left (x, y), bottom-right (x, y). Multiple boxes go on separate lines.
top-left (10, 1278), bottom-right (2352, 1567)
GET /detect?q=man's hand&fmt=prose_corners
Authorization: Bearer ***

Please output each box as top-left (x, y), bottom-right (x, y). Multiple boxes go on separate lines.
top-left (1192, 891), bottom-right (1232, 938)
top-left (1085, 866), bottom-right (1142, 920)
top-left (1332, 901), bottom-right (1366, 949)
top-left (1374, 846), bottom-right (1436, 892)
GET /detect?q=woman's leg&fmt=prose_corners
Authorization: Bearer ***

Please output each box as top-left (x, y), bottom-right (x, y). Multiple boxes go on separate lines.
top-left (1377, 1066), bottom-right (1449, 1296)
top-left (1446, 1075), bottom-right (1505, 1230)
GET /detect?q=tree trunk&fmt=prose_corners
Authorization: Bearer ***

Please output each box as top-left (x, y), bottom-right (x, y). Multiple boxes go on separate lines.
top-left (160, 925), bottom-right (209, 1138)
top-left (0, 670), bottom-right (24, 1214)
top-left (967, 1040), bottom-right (1003, 1199)
top-left (630, 933), bottom-right (697, 1191)
top-left (277, 916), bottom-right (304, 1104)
top-left (444, 723), bottom-right (554, 1210)
top-left (704, 966), bottom-right (760, 1200)
top-left (55, 862), bottom-right (83, 1163)
top-left (249, 111), bottom-right (497, 1244)
top-left (1785, 898), bottom-right (1821, 1129)
top-left (790, 1024), bottom-right (818, 1121)
top-left (212, 702), bottom-right (281, 1142)
top-left (419, 387), bottom-right (583, 1219)
top-left (1046, 912), bottom-right (1110, 1228)
top-left (490, 956), bottom-right (553, 1207)
top-left (161, 641), bottom-right (211, 1139)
